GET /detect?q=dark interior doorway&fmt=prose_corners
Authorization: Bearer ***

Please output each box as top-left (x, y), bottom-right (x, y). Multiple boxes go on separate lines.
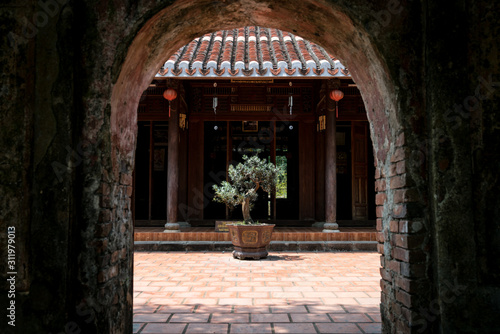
top-left (203, 120), bottom-right (300, 221)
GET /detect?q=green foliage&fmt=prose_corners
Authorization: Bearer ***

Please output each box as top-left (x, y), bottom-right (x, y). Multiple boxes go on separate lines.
top-left (228, 221), bottom-right (266, 226)
top-left (212, 155), bottom-right (279, 222)
top-left (275, 156), bottom-right (287, 198)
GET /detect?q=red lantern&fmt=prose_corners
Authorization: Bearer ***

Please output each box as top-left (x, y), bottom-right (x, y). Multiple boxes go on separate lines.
top-left (163, 88), bottom-right (177, 117)
top-left (329, 89), bottom-right (344, 118)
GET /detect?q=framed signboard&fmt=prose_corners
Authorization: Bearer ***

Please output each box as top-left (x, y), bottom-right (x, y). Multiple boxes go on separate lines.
top-left (242, 121), bottom-right (258, 132)
top-left (215, 221), bottom-right (230, 232)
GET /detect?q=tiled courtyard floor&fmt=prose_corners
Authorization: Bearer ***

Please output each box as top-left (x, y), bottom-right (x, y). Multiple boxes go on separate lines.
top-left (134, 252), bottom-right (381, 334)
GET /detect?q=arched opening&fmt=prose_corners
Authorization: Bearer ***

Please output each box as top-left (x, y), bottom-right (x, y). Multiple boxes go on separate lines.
top-left (6, 1), bottom-right (499, 333)
top-left (104, 1), bottom-right (409, 332)
top-left (132, 26), bottom-right (376, 227)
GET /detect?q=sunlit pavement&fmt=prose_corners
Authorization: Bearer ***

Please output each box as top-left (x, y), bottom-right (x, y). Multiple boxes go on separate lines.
top-left (133, 251), bottom-right (381, 334)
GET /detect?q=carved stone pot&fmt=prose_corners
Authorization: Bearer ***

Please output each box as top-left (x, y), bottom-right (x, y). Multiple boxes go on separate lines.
top-left (227, 224), bottom-right (275, 260)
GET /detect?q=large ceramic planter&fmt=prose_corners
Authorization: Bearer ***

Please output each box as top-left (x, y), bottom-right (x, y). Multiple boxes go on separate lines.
top-left (227, 224), bottom-right (275, 260)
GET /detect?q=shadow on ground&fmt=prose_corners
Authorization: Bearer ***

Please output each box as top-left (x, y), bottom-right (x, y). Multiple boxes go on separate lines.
top-left (265, 255), bottom-right (304, 261)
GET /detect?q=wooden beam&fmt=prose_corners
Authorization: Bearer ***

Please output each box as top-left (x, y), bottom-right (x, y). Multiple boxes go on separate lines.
top-left (189, 114), bottom-right (316, 122)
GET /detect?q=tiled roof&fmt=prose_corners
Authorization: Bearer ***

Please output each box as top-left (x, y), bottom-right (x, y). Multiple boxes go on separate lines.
top-left (156, 27), bottom-right (350, 79)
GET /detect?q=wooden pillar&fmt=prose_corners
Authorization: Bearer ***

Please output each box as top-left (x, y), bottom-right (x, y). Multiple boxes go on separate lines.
top-left (271, 121), bottom-right (276, 221)
top-left (321, 79), bottom-right (340, 231)
top-left (148, 121), bottom-right (153, 222)
top-left (226, 121), bottom-right (231, 220)
top-left (323, 97), bottom-right (339, 232)
top-left (165, 90), bottom-right (179, 230)
top-left (325, 107), bottom-right (337, 224)
top-left (315, 126), bottom-right (326, 221)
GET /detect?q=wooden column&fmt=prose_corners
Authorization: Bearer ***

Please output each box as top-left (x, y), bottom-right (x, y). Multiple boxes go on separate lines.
top-left (271, 121), bottom-right (276, 221)
top-left (325, 107), bottom-right (337, 224)
top-left (315, 128), bottom-right (326, 221)
top-left (148, 121), bottom-right (153, 221)
top-left (226, 121), bottom-right (231, 220)
top-left (166, 97), bottom-right (179, 224)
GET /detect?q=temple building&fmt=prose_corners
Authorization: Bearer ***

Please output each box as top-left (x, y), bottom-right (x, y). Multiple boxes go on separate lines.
top-left (133, 27), bottom-right (375, 228)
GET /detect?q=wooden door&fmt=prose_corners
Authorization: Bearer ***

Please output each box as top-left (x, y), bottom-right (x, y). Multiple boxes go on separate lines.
top-left (186, 120), bottom-right (204, 220)
top-left (351, 122), bottom-right (369, 220)
top-left (299, 121), bottom-right (315, 220)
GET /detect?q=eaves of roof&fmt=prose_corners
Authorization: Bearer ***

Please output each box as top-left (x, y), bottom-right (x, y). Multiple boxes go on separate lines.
top-left (156, 26), bottom-right (350, 79)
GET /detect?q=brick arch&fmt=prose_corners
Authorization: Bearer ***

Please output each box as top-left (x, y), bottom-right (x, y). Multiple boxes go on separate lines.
top-left (103, 1), bottom-right (425, 333)
top-left (5, 0), bottom-right (498, 332)
top-left (111, 1), bottom-right (398, 164)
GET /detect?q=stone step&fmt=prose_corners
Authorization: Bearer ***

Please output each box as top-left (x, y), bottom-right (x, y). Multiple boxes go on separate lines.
top-left (134, 227), bottom-right (377, 243)
top-left (134, 241), bottom-right (377, 252)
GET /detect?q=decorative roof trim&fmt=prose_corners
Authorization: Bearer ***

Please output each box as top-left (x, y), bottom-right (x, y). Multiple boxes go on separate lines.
top-left (157, 27), bottom-right (349, 79)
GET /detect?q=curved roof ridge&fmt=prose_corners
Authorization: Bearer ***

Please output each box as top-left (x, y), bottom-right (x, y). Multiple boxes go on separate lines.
top-left (317, 43), bottom-right (337, 69)
top-left (264, 27), bottom-right (278, 69)
top-left (244, 26), bottom-right (249, 70)
top-left (230, 28), bottom-right (239, 71)
top-left (173, 42), bottom-right (189, 70)
top-left (289, 33), bottom-right (307, 70)
top-left (277, 29), bottom-right (292, 69)
top-left (216, 30), bottom-right (227, 70)
top-left (302, 39), bottom-right (322, 70)
top-left (201, 32), bottom-right (215, 70)
top-left (188, 37), bottom-right (203, 70)
top-left (254, 26), bottom-right (267, 74)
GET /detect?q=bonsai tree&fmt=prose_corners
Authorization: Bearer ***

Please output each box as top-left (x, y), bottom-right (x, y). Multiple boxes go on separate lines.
top-left (212, 155), bottom-right (279, 224)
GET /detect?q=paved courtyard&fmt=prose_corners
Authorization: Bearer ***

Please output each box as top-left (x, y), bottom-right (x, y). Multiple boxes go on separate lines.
top-left (134, 251), bottom-right (381, 334)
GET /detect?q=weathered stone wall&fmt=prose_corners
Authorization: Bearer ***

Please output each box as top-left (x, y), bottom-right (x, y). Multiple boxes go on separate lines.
top-left (375, 1), bottom-right (500, 332)
top-left (469, 2), bottom-right (500, 322)
top-left (0, 0), bottom-right (498, 333)
top-left (1, 0), bottom-right (80, 332)
top-left (428, 1), bottom-right (500, 332)
top-left (0, 1), bottom-right (34, 295)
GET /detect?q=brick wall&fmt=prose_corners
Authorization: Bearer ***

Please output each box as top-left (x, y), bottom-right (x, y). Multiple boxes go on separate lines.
top-left (376, 131), bottom-right (433, 333)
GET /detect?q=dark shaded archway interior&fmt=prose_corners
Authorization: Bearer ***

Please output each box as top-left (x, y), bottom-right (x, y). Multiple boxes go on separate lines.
top-left (1, 1), bottom-right (499, 333)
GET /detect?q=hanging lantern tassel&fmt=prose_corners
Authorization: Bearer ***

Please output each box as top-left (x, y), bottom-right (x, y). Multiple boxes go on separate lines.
top-left (213, 82), bottom-right (218, 115)
top-left (329, 89), bottom-right (344, 118)
top-left (163, 88), bottom-right (178, 117)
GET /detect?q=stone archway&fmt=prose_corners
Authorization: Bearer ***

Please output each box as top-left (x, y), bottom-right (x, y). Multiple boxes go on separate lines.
top-left (99, 1), bottom-right (427, 333)
top-left (4, 0), bottom-right (499, 333)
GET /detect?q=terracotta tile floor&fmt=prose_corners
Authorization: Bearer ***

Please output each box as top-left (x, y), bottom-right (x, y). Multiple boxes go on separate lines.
top-left (134, 252), bottom-right (381, 334)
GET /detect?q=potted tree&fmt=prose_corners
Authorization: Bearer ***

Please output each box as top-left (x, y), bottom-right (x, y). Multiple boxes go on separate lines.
top-left (213, 155), bottom-right (279, 260)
